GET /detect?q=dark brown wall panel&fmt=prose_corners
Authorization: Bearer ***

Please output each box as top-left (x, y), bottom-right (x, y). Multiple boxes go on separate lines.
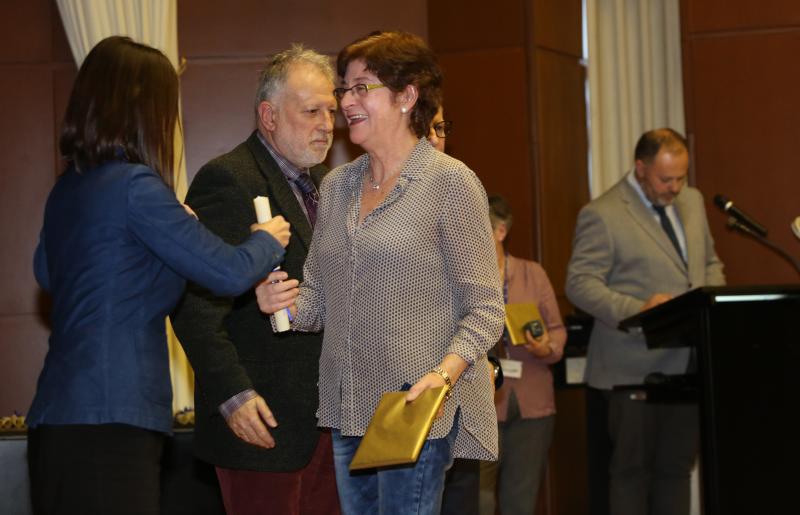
top-left (0, 0), bottom-right (72, 416)
top-left (549, 389), bottom-right (589, 515)
top-left (684, 0), bottom-right (800, 34)
top-left (0, 0), bottom-right (54, 62)
top-left (0, 68), bottom-right (58, 315)
top-left (429, 0), bottom-right (525, 52)
top-left (437, 48), bottom-right (536, 260)
top-left (532, 0), bottom-right (583, 57)
top-left (0, 317), bottom-right (49, 415)
top-left (686, 30), bottom-right (800, 284)
top-left (534, 49), bottom-right (589, 299)
top-left (179, 0), bottom-right (427, 57)
top-left (180, 60), bottom-right (264, 181)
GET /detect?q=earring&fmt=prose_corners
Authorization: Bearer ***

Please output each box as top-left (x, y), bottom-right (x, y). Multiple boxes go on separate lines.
top-left (401, 107), bottom-right (407, 114)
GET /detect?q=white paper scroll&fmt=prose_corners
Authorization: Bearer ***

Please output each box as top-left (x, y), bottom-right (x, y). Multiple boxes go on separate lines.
top-left (253, 196), bottom-right (291, 332)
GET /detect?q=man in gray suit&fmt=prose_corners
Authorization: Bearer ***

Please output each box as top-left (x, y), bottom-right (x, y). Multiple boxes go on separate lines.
top-left (566, 128), bottom-right (725, 515)
top-left (172, 45), bottom-right (339, 514)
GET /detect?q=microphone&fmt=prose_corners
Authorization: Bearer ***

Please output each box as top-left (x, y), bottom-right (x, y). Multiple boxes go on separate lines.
top-left (713, 194), bottom-right (768, 237)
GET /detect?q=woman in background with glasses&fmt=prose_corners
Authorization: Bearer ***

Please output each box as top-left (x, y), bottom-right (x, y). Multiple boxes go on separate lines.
top-left (428, 106), bottom-right (453, 152)
top-left (256, 31), bottom-right (503, 514)
top-left (430, 109), bottom-right (490, 515)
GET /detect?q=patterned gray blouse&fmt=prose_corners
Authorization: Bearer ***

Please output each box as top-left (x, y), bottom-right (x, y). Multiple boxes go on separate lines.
top-left (294, 138), bottom-right (504, 460)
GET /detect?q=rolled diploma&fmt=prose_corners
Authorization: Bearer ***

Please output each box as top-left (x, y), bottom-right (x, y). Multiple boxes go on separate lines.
top-left (253, 196), bottom-right (291, 332)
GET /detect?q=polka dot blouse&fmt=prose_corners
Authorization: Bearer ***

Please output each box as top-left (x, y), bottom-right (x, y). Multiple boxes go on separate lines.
top-left (294, 138), bottom-right (504, 460)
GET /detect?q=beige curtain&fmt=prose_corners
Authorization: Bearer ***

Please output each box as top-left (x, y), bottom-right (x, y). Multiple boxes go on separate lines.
top-left (56, 0), bottom-right (194, 415)
top-left (586, 0), bottom-right (685, 198)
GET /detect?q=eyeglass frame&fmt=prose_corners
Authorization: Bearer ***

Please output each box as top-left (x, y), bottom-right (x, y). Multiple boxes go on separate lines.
top-left (333, 83), bottom-right (386, 101)
top-left (433, 120), bottom-right (453, 138)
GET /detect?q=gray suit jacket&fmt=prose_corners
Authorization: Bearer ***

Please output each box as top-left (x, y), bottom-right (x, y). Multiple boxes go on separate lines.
top-left (565, 175), bottom-right (725, 389)
top-left (172, 131), bottom-right (327, 471)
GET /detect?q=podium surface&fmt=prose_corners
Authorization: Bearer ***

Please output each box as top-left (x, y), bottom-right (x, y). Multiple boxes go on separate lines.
top-left (620, 285), bottom-right (800, 515)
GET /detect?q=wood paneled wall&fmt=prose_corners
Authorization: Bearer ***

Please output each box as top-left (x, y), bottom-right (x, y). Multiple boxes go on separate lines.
top-left (0, 0), bottom-right (75, 417)
top-left (429, 2), bottom-right (590, 514)
top-left (681, 0), bottom-right (800, 285)
top-left (429, 0), bottom-right (588, 306)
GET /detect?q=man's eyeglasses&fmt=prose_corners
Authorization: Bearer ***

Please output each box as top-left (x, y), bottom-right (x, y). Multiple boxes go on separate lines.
top-left (333, 83), bottom-right (386, 101)
top-left (433, 120), bottom-right (453, 138)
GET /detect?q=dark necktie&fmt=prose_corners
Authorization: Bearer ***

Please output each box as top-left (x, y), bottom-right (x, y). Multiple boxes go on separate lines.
top-left (294, 173), bottom-right (318, 228)
top-left (653, 204), bottom-right (685, 264)
top-left (653, 204), bottom-right (694, 372)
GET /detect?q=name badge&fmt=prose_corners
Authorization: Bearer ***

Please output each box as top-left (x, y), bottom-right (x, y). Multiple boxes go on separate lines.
top-left (498, 358), bottom-right (523, 379)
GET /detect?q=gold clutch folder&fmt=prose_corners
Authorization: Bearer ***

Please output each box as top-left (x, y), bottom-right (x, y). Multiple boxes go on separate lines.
top-left (349, 386), bottom-right (448, 471)
top-left (505, 303), bottom-right (547, 345)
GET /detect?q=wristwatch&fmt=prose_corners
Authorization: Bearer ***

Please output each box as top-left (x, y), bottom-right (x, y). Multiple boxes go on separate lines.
top-left (488, 355), bottom-right (504, 390)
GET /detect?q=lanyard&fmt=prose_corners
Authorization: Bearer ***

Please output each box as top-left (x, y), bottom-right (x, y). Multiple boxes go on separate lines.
top-left (500, 252), bottom-right (512, 355)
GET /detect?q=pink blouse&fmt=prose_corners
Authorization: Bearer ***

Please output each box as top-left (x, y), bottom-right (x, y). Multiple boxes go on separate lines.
top-left (495, 255), bottom-right (566, 421)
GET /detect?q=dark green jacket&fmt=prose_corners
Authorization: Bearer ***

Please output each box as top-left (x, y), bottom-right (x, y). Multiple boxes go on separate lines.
top-left (172, 131), bottom-right (326, 471)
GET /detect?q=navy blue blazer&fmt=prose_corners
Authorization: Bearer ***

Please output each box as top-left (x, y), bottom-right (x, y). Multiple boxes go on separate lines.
top-left (28, 161), bottom-right (284, 434)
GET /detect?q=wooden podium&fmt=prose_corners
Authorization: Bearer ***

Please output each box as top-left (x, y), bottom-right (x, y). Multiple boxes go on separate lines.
top-left (620, 285), bottom-right (800, 515)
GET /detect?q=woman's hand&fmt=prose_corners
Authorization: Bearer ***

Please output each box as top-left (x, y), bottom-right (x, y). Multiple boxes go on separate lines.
top-left (255, 270), bottom-right (299, 316)
top-left (251, 216), bottom-right (291, 248)
top-left (406, 372), bottom-right (449, 418)
top-left (524, 329), bottom-right (552, 358)
top-left (405, 354), bottom-right (467, 419)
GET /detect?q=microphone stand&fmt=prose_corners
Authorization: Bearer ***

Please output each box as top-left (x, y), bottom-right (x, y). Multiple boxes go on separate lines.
top-left (727, 218), bottom-right (800, 275)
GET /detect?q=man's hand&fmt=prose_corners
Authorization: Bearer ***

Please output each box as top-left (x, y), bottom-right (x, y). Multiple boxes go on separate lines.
top-left (181, 203), bottom-right (198, 219)
top-left (255, 270), bottom-right (299, 315)
top-left (640, 293), bottom-right (674, 312)
top-left (225, 395), bottom-right (278, 449)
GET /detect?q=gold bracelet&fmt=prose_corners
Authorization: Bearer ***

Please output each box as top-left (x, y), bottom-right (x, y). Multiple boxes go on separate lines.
top-left (432, 366), bottom-right (453, 400)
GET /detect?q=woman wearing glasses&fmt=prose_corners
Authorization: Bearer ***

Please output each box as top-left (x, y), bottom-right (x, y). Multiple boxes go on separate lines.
top-left (428, 106), bottom-right (453, 152)
top-left (256, 31), bottom-right (503, 514)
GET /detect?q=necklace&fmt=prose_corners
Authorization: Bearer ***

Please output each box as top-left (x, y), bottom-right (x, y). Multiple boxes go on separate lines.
top-left (367, 168), bottom-right (399, 191)
top-left (368, 173), bottom-right (382, 190)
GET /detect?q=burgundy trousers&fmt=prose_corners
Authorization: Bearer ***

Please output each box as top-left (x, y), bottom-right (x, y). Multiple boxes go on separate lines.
top-left (215, 431), bottom-right (340, 515)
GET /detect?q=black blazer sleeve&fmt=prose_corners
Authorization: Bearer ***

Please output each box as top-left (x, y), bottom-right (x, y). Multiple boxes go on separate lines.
top-left (171, 161), bottom-right (259, 408)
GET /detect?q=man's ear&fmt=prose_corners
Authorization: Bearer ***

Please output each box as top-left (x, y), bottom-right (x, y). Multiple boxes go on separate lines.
top-left (634, 159), bottom-right (646, 179)
top-left (258, 101), bottom-right (278, 131)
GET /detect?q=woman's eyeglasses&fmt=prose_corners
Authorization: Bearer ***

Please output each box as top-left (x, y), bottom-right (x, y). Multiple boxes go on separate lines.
top-left (333, 83), bottom-right (386, 101)
top-left (433, 120), bottom-right (453, 138)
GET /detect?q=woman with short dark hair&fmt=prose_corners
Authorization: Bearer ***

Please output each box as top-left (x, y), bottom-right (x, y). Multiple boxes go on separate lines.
top-left (27, 36), bottom-right (290, 515)
top-left (256, 31), bottom-right (504, 514)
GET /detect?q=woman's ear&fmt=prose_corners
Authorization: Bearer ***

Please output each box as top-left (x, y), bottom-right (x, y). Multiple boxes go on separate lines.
top-left (398, 84), bottom-right (419, 112)
top-left (494, 221), bottom-right (508, 243)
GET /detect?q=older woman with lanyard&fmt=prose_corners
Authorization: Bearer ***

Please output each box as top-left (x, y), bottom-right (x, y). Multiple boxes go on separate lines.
top-left (479, 194), bottom-right (566, 515)
top-left (256, 31), bottom-right (504, 515)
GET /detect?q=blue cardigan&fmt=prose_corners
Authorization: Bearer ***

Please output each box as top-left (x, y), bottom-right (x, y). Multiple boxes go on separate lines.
top-left (28, 161), bottom-right (284, 434)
